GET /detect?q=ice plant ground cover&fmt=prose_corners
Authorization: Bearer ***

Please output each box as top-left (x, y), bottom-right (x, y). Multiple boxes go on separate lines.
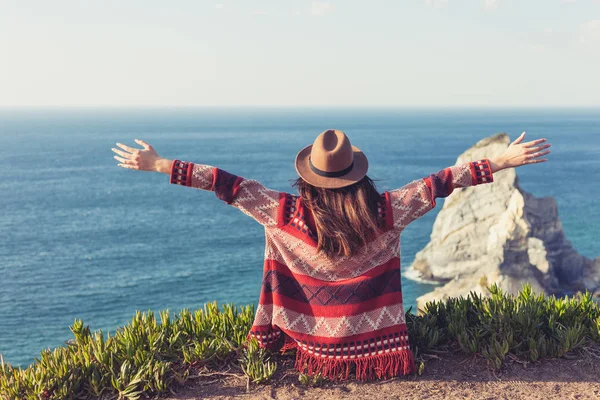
top-left (1, 284), bottom-right (599, 399)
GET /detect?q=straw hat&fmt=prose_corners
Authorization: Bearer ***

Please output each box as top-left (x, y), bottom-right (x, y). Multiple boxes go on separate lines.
top-left (295, 129), bottom-right (369, 189)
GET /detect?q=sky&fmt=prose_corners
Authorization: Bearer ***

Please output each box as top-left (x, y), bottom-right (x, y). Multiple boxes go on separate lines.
top-left (0, 0), bottom-right (599, 107)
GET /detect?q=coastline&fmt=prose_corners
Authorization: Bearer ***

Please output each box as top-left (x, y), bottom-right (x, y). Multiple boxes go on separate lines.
top-left (402, 266), bottom-right (440, 285)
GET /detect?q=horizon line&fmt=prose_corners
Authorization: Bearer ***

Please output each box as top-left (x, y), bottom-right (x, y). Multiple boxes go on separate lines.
top-left (1, 105), bottom-right (600, 110)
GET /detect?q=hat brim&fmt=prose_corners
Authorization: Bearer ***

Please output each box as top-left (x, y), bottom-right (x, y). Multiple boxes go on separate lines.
top-left (295, 145), bottom-right (369, 189)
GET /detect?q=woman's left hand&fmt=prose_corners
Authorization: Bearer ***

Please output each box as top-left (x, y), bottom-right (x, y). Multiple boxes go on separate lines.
top-left (490, 131), bottom-right (551, 172)
top-left (112, 139), bottom-right (163, 172)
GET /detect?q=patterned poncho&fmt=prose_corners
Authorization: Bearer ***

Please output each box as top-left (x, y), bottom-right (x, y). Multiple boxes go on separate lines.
top-left (169, 158), bottom-right (494, 381)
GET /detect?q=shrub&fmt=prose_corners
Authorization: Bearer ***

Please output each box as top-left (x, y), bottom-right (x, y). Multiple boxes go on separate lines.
top-left (415, 283), bottom-right (600, 369)
top-left (0, 302), bottom-right (255, 400)
top-left (298, 372), bottom-right (328, 387)
top-left (1, 284), bottom-right (599, 398)
top-left (239, 338), bottom-right (277, 384)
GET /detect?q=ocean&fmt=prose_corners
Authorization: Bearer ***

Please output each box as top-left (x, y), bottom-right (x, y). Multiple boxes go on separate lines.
top-left (0, 108), bottom-right (598, 367)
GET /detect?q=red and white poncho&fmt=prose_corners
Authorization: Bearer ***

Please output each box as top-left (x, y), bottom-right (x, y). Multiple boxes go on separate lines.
top-left (169, 158), bottom-right (494, 381)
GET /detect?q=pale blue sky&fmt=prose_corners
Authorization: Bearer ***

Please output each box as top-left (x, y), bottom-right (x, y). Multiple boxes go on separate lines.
top-left (1, 0), bottom-right (599, 107)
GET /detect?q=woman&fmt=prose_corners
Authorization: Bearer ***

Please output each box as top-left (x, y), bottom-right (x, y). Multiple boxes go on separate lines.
top-left (111, 129), bottom-right (550, 381)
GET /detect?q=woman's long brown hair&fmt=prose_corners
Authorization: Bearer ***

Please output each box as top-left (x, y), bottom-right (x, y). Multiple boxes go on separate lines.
top-left (292, 176), bottom-right (382, 258)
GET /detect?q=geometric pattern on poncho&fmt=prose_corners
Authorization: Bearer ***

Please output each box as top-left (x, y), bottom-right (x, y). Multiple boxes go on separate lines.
top-left (253, 303), bottom-right (407, 337)
top-left (262, 268), bottom-right (401, 305)
top-left (263, 228), bottom-right (402, 281)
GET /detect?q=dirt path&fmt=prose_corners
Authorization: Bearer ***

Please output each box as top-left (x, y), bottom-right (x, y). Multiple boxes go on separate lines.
top-left (165, 345), bottom-right (600, 400)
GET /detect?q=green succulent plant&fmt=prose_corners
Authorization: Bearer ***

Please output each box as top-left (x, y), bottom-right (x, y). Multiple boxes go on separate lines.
top-left (1, 284), bottom-right (599, 399)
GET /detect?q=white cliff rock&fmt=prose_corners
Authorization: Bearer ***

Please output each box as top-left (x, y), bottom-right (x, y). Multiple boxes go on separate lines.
top-left (411, 133), bottom-right (600, 310)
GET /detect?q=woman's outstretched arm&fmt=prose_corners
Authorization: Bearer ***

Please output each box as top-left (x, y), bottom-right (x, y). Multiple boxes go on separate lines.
top-left (388, 132), bottom-right (551, 232)
top-left (112, 139), bottom-right (281, 227)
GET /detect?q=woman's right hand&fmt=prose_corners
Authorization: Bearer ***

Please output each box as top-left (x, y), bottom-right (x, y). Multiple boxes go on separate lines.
top-left (490, 131), bottom-right (551, 172)
top-left (112, 139), bottom-right (172, 174)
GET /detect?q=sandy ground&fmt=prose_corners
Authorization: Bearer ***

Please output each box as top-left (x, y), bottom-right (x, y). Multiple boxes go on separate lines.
top-left (163, 344), bottom-right (600, 400)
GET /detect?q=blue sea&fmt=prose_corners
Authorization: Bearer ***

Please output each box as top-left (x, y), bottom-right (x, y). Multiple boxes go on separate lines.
top-left (1, 108), bottom-right (599, 367)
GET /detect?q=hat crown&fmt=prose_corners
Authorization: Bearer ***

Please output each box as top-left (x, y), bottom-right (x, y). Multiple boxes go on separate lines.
top-left (310, 130), bottom-right (354, 173)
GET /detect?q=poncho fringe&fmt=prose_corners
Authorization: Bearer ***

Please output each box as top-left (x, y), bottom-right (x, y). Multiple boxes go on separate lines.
top-left (282, 340), bottom-right (415, 381)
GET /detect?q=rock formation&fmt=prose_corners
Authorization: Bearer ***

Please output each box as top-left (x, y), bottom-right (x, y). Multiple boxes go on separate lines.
top-left (410, 133), bottom-right (600, 309)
